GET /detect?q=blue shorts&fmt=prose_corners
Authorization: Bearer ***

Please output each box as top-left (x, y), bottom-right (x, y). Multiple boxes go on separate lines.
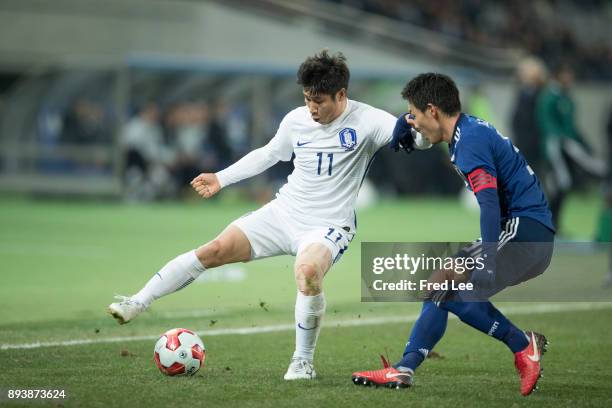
top-left (443, 217), bottom-right (555, 302)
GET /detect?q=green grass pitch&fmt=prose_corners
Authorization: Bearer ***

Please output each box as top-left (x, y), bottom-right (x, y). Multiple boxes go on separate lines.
top-left (0, 194), bottom-right (610, 407)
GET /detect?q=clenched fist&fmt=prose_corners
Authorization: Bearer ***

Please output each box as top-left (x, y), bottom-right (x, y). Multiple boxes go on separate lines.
top-left (190, 173), bottom-right (221, 199)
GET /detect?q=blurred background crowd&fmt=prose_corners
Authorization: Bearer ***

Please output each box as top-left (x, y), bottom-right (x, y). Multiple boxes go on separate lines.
top-left (328, 0), bottom-right (611, 80)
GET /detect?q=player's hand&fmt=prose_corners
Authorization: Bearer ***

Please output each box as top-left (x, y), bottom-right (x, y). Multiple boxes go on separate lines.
top-left (389, 113), bottom-right (415, 154)
top-left (190, 173), bottom-right (221, 199)
top-left (423, 266), bottom-right (468, 303)
top-left (405, 114), bottom-right (417, 129)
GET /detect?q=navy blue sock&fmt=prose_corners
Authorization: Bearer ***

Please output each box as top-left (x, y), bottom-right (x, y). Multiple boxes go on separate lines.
top-left (441, 301), bottom-right (529, 353)
top-left (395, 301), bottom-right (448, 371)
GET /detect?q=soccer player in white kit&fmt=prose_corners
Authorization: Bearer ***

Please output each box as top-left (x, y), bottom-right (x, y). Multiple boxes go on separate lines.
top-left (108, 51), bottom-right (430, 380)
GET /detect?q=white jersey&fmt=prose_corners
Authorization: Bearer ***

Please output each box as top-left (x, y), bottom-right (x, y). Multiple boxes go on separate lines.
top-left (216, 99), bottom-right (429, 231)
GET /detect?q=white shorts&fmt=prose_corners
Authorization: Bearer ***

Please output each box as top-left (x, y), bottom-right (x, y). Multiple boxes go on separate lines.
top-left (231, 200), bottom-right (354, 263)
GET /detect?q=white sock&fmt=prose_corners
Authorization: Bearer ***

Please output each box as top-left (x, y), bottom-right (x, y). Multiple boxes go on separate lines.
top-left (293, 291), bottom-right (326, 362)
top-left (132, 250), bottom-right (205, 307)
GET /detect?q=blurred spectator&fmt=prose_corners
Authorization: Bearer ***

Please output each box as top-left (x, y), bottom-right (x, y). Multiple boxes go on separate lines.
top-left (207, 100), bottom-right (234, 169)
top-left (61, 98), bottom-right (110, 145)
top-left (603, 107), bottom-right (612, 286)
top-left (511, 57), bottom-right (548, 175)
top-left (166, 102), bottom-right (214, 190)
top-left (596, 106), bottom-right (612, 238)
top-left (120, 102), bottom-right (174, 201)
top-left (608, 108), bottom-right (612, 188)
top-left (225, 103), bottom-right (252, 157)
top-left (53, 97), bottom-right (114, 174)
top-left (536, 64), bottom-right (607, 233)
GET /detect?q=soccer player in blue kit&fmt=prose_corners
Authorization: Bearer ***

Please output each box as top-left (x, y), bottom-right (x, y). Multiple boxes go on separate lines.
top-left (352, 73), bottom-right (555, 396)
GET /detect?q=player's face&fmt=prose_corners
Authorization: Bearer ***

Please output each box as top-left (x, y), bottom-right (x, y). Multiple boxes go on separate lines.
top-left (409, 104), bottom-right (443, 144)
top-left (558, 69), bottom-right (575, 89)
top-left (303, 89), bottom-right (346, 124)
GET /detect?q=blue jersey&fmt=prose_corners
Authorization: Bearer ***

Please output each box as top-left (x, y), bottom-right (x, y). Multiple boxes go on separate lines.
top-left (449, 113), bottom-right (554, 232)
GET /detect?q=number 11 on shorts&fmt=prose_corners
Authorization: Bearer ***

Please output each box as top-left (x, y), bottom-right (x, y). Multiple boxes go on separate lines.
top-left (326, 227), bottom-right (343, 243)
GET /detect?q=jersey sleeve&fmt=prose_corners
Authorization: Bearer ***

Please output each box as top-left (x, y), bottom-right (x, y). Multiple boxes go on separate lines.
top-left (456, 131), bottom-right (501, 253)
top-left (459, 133), bottom-right (502, 268)
top-left (266, 114), bottom-right (295, 162)
top-left (455, 132), bottom-right (497, 181)
top-left (369, 108), bottom-right (396, 150)
top-left (474, 187), bottom-right (501, 245)
top-left (216, 146), bottom-right (280, 188)
top-left (215, 113), bottom-right (294, 188)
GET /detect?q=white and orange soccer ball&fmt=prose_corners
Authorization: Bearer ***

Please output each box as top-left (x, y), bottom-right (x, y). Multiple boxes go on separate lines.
top-left (154, 328), bottom-right (206, 376)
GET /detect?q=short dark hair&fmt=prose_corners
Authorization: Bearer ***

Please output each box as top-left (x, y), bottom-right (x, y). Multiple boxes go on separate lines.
top-left (401, 73), bottom-right (461, 115)
top-left (553, 61), bottom-right (574, 77)
top-left (297, 50), bottom-right (350, 97)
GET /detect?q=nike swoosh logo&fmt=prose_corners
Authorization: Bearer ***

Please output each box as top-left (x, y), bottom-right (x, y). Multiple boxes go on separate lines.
top-left (296, 141), bottom-right (311, 147)
top-left (297, 323), bottom-right (318, 330)
top-left (385, 372), bottom-right (410, 379)
top-left (527, 333), bottom-right (540, 362)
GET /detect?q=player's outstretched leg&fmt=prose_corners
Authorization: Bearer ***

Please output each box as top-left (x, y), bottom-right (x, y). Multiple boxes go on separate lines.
top-left (351, 301), bottom-right (448, 389)
top-left (108, 250), bottom-right (203, 324)
top-left (284, 243), bottom-right (331, 380)
top-left (108, 225), bottom-right (251, 324)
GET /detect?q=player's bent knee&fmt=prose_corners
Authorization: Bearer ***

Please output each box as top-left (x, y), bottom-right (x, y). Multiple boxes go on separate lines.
top-left (295, 263), bottom-right (322, 295)
top-left (195, 226), bottom-right (252, 268)
top-left (196, 239), bottom-right (225, 268)
top-left (295, 263), bottom-right (319, 281)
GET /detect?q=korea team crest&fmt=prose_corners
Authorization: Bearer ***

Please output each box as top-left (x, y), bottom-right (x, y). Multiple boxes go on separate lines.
top-left (339, 128), bottom-right (357, 151)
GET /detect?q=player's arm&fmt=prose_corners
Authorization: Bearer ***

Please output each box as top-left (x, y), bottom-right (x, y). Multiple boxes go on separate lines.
top-left (467, 168), bottom-right (501, 287)
top-left (191, 117), bottom-right (293, 199)
top-left (190, 145), bottom-right (280, 198)
top-left (389, 113), bottom-right (432, 153)
top-left (429, 168), bottom-right (501, 290)
top-left (372, 110), bottom-right (432, 152)
top-left (455, 132), bottom-right (501, 287)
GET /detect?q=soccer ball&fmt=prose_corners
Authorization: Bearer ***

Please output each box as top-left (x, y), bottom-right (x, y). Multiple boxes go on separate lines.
top-left (154, 328), bottom-right (206, 376)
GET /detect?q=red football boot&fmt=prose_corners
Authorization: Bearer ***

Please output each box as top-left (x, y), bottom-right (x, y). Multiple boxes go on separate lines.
top-left (351, 355), bottom-right (413, 389)
top-left (514, 331), bottom-right (548, 396)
